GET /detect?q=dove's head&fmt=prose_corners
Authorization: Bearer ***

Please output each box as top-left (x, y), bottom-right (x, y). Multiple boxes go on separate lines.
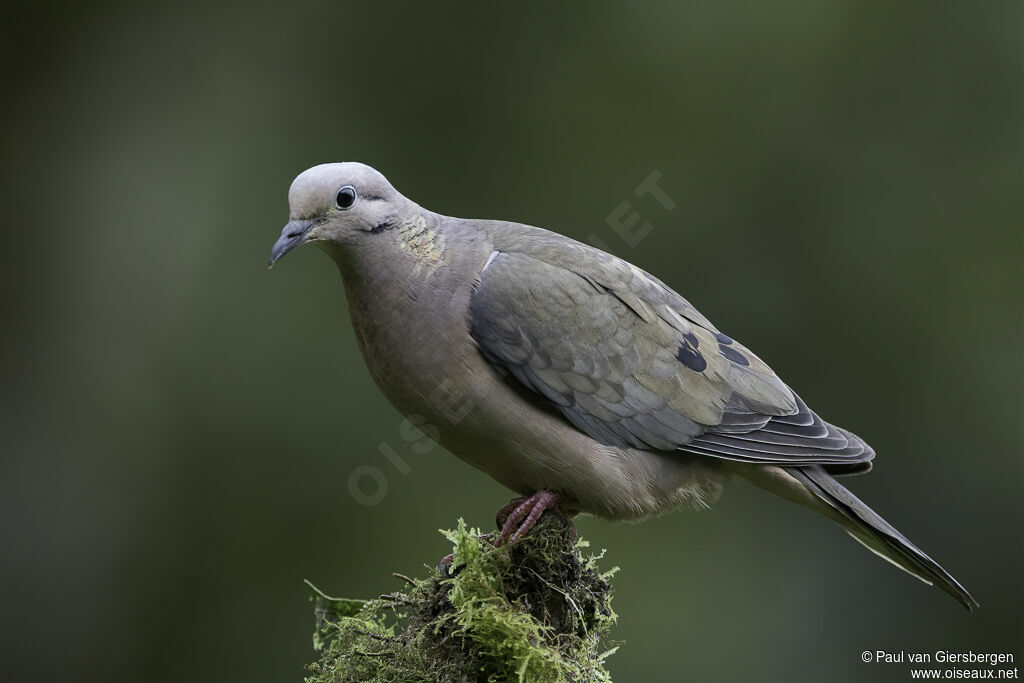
top-left (268, 162), bottom-right (414, 267)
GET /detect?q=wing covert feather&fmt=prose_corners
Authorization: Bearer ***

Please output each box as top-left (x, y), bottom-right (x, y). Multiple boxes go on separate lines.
top-left (469, 240), bottom-right (873, 466)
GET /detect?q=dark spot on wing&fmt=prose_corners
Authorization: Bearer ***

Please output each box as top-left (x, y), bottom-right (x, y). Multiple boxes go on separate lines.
top-left (719, 344), bottom-right (750, 366)
top-left (682, 331), bottom-right (699, 348)
top-left (714, 332), bottom-right (734, 345)
top-left (676, 344), bottom-right (707, 372)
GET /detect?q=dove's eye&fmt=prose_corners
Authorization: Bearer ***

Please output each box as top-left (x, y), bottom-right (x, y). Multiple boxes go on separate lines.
top-left (334, 186), bottom-right (357, 210)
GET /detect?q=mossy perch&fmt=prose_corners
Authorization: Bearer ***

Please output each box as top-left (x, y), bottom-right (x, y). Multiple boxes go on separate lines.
top-left (305, 512), bottom-right (619, 682)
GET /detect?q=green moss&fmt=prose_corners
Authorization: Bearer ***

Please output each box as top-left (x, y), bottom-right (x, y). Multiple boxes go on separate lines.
top-left (305, 512), bottom-right (619, 683)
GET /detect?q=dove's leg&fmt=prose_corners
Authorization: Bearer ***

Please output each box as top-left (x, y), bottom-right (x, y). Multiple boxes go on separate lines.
top-left (495, 496), bottom-right (529, 528)
top-left (494, 490), bottom-right (563, 546)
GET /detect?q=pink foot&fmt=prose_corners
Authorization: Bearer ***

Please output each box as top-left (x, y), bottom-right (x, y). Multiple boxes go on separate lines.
top-left (494, 490), bottom-right (563, 546)
top-left (495, 496), bottom-right (529, 528)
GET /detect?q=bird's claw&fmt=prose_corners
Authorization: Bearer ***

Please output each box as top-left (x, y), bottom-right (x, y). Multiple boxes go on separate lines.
top-left (495, 496), bottom-right (529, 528)
top-left (494, 490), bottom-right (563, 546)
top-left (439, 553), bottom-right (456, 578)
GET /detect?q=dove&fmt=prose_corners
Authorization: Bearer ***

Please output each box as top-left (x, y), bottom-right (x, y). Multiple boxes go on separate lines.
top-left (269, 162), bottom-right (976, 610)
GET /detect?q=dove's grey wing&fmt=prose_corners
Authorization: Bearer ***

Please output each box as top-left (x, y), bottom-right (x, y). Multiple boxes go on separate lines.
top-left (469, 243), bottom-right (874, 466)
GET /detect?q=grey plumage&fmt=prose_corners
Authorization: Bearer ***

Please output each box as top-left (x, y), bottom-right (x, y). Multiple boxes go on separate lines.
top-left (270, 162), bottom-right (977, 611)
top-left (787, 466), bottom-right (975, 609)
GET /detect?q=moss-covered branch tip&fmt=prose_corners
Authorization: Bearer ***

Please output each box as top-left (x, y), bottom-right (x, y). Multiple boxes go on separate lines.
top-left (305, 511), bottom-right (620, 683)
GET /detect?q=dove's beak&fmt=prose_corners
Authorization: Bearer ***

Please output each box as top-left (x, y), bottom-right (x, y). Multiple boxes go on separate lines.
top-left (268, 219), bottom-right (318, 267)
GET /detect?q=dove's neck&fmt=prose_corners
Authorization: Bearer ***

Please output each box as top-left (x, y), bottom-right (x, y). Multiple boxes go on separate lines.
top-left (327, 210), bottom-right (453, 303)
top-left (323, 212), bottom-right (490, 414)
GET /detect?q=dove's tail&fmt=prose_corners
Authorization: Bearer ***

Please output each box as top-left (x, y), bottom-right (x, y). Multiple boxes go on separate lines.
top-left (735, 463), bottom-right (978, 611)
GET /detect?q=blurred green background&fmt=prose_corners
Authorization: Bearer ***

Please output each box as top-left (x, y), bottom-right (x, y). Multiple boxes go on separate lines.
top-left (2, 2), bottom-right (1021, 681)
